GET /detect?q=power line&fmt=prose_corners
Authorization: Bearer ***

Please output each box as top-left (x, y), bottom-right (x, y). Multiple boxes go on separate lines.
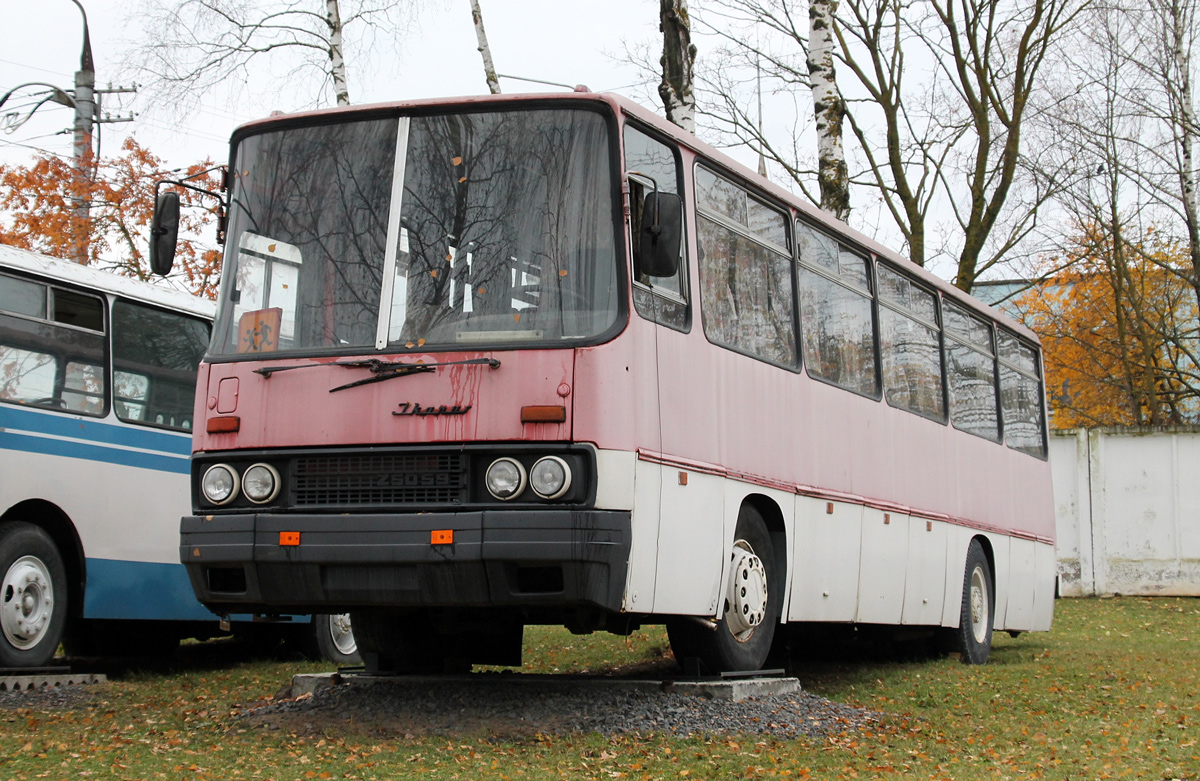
top-left (0, 57), bottom-right (71, 80)
top-left (0, 137), bottom-right (71, 158)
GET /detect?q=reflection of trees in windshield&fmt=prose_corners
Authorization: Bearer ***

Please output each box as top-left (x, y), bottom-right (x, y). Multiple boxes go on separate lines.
top-left (214, 109), bottom-right (619, 355)
top-left (395, 110), bottom-right (617, 345)
top-left (217, 119), bottom-right (397, 352)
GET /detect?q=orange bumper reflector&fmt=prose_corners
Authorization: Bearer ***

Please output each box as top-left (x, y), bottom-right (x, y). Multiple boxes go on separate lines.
top-left (521, 405), bottom-right (566, 423)
top-left (207, 415), bottom-right (241, 434)
top-left (431, 529), bottom-right (454, 545)
top-left (279, 531), bottom-right (300, 546)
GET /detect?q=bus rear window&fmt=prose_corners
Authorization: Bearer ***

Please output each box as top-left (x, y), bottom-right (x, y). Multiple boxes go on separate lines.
top-left (112, 300), bottom-right (210, 431)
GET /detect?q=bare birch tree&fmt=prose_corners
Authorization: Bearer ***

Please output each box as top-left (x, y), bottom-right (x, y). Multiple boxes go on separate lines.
top-left (1134, 0), bottom-right (1200, 312)
top-left (808, 0), bottom-right (849, 220)
top-left (470, 0), bottom-right (501, 94)
top-left (1014, 0), bottom-right (1200, 423)
top-left (124, 0), bottom-right (416, 110)
top-left (660, 0), bottom-right (698, 131)
top-left (694, 0), bottom-right (1082, 290)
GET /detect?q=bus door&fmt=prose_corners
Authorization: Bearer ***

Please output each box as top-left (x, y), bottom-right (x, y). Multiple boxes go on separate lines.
top-left (626, 125), bottom-right (724, 618)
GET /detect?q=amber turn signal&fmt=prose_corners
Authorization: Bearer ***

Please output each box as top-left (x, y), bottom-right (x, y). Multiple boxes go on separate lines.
top-left (520, 405), bottom-right (566, 423)
top-left (279, 531), bottom-right (300, 546)
top-left (431, 529), bottom-right (454, 545)
top-left (206, 415), bottom-right (241, 433)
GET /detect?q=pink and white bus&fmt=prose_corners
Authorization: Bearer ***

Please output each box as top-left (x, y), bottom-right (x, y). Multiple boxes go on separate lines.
top-left (168, 92), bottom-right (1055, 674)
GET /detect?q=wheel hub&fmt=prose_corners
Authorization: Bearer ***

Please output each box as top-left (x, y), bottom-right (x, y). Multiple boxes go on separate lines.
top-left (969, 564), bottom-right (989, 644)
top-left (2, 556), bottom-right (55, 650)
top-left (725, 540), bottom-right (768, 642)
top-left (329, 613), bottom-right (357, 656)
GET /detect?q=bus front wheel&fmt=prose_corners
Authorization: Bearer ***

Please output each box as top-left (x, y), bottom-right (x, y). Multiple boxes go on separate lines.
top-left (0, 522), bottom-right (68, 668)
top-left (944, 539), bottom-right (994, 664)
top-left (667, 505), bottom-right (779, 674)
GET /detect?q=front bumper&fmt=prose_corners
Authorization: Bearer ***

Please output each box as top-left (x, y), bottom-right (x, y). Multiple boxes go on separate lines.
top-left (180, 510), bottom-right (631, 614)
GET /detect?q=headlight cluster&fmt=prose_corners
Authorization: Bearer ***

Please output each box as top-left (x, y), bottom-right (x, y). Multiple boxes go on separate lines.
top-left (202, 463), bottom-right (280, 505)
top-left (485, 455), bottom-right (573, 501)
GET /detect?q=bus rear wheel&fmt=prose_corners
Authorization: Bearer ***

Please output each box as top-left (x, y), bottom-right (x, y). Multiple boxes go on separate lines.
top-left (314, 613), bottom-right (361, 665)
top-left (0, 522), bottom-right (68, 668)
top-left (666, 505), bottom-right (779, 674)
top-left (944, 539), bottom-right (994, 664)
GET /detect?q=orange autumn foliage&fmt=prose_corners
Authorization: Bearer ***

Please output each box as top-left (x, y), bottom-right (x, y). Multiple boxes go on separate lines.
top-left (0, 137), bottom-right (223, 299)
top-left (1009, 225), bottom-right (1200, 428)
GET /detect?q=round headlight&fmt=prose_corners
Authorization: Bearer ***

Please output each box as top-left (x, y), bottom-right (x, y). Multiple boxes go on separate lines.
top-left (530, 456), bottom-right (572, 500)
top-left (485, 457), bottom-right (527, 501)
top-left (201, 464), bottom-right (239, 505)
top-left (242, 463), bottom-right (281, 504)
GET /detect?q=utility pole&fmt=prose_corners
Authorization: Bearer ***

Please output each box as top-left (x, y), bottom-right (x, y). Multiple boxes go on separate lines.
top-left (1, 2), bottom-right (134, 264)
top-left (69, 0), bottom-right (95, 265)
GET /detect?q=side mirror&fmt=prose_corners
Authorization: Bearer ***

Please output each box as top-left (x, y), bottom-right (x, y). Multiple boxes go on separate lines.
top-left (638, 191), bottom-right (682, 278)
top-left (150, 191), bottom-right (181, 276)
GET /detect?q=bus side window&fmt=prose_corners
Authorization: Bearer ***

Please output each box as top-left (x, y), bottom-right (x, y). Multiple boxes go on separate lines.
top-left (625, 124), bottom-right (688, 331)
top-left (796, 221), bottom-right (877, 395)
top-left (878, 264), bottom-right (945, 420)
top-left (0, 275), bottom-right (107, 416)
top-left (943, 300), bottom-right (1000, 441)
top-left (998, 330), bottom-right (1046, 457)
top-left (695, 166), bottom-right (796, 367)
top-left (112, 300), bottom-right (210, 431)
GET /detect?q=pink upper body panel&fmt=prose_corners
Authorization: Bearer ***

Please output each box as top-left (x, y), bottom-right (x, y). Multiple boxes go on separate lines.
top-left (193, 349), bottom-right (575, 452)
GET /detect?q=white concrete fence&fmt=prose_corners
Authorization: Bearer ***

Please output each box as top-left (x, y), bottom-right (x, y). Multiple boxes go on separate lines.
top-left (1052, 426), bottom-right (1200, 597)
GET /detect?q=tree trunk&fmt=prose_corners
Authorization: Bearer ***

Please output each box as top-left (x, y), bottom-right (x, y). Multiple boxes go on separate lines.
top-left (327, 0), bottom-right (350, 106)
top-left (659, 0), bottom-right (697, 132)
top-left (1164, 0), bottom-right (1200, 314)
top-left (470, 0), bottom-right (501, 94)
top-left (809, 0), bottom-right (850, 221)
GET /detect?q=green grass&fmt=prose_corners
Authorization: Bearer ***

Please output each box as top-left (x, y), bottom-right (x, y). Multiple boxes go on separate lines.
top-left (2, 597), bottom-right (1198, 779)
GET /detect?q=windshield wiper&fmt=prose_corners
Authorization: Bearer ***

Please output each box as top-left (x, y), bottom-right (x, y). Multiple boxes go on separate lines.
top-left (326, 357), bottom-right (500, 392)
top-left (253, 355), bottom-right (499, 377)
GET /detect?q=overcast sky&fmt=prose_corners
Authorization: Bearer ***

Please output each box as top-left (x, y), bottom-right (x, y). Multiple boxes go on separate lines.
top-left (1, 0), bottom-right (665, 170)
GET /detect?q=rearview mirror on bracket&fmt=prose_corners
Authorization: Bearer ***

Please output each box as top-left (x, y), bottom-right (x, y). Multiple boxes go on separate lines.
top-left (149, 191), bottom-right (181, 276)
top-left (638, 191), bottom-right (682, 278)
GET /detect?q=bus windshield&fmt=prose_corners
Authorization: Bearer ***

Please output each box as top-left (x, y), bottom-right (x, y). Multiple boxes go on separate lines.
top-left (212, 108), bottom-right (620, 356)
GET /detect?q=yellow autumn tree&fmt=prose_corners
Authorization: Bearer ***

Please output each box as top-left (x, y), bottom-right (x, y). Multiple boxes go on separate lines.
top-left (1009, 224), bottom-right (1200, 428)
top-left (0, 137), bottom-right (223, 299)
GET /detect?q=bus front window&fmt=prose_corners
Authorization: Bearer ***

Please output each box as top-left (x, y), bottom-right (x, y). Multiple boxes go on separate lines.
top-left (213, 108), bottom-right (620, 356)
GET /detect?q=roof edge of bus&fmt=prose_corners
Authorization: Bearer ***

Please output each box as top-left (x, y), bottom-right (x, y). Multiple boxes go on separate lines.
top-left (0, 242), bottom-right (215, 319)
top-left (230, 91), bottom-right (1041, 346)
top-left (231, 91), bottom-right (626, 137)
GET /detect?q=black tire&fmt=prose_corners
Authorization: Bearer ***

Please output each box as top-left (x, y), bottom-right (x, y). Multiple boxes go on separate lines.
top-left (314, 613), bottom-right (361, 665)
top-left (945, 539), bottom-right (994, 665)
top-left (666, 505), bottom-right (779, 674)
top-left (0, 522), bottom-right (68, 667)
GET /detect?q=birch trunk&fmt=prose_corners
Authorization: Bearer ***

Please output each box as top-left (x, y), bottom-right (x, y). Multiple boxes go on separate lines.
top-left (659, 0), bottom-right (697, 132)
top-left (808, 0), bottom-right (850, 221)
top-left (471, 0), bottom-right (501, 94)
top-left (1164, 0), bottom-right (1200, 311)
top-left (327, 0), bottom-right (350, 106)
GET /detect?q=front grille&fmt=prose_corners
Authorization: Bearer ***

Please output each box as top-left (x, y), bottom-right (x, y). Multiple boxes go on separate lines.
top-left (291, 452), bottom-right (468, 507)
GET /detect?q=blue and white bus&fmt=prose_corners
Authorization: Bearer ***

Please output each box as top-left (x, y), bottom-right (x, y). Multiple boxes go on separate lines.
top-left (0, 244), bottom-right (356, 666)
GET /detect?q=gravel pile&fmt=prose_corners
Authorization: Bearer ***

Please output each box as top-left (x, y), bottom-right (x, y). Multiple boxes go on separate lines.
top-left (0, 683), bottom-right (98, 711)
top-left (241, 676), bottom-right (882, 739)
